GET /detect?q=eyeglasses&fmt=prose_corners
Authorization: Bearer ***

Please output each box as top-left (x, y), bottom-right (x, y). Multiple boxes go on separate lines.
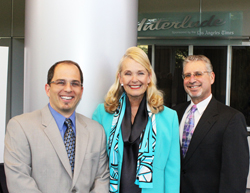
top-left (182, 71), bottom-right (211, 80)
top-left (50, 80), bottom-right (82, 87)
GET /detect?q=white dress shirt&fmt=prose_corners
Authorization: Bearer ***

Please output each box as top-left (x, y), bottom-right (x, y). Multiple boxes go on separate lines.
top-left (179, 94), bottom-right (212, 145)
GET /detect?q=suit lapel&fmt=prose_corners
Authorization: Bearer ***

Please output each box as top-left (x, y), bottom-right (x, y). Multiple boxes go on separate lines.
top-left (41, 106), bottom-right (72, 178)
top-left (72, 114), bottom-right (89, 186)
top-left (183, 97), bottom-right (219, 164)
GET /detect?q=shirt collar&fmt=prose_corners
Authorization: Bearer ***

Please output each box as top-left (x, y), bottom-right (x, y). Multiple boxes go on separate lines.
top-left (188, 94), bottom-right (212, 115)
top-left (48, 103), bottom-right (76, 132)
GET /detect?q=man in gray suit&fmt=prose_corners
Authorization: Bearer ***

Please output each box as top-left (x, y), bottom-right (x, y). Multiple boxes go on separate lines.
top-left (4, 60), bottom-right (109, 193)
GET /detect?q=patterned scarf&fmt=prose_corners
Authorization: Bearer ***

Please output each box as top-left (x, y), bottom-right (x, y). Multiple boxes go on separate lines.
top-left (108, 93), bottom-right (157, 192)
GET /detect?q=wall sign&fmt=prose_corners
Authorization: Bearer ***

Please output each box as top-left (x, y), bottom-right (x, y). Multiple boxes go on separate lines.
top-left (138, 12), bottom-right (242, 37)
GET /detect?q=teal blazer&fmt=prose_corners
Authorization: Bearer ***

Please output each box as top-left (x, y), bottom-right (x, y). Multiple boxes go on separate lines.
top-left (93, 103), bottom-right (180, 193)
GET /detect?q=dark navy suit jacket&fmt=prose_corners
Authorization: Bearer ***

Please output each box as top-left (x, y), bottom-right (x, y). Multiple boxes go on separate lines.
top-left (173, 96), bottom-right (249, 193)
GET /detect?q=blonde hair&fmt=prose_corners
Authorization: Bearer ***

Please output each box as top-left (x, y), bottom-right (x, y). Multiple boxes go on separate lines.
top-left (104, 47), bottom-right (164, 114)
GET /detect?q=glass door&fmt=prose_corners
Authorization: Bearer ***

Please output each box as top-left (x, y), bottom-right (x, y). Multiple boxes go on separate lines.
top-left (139, 44), bottom-right (250, 128)
top-left (154, 46), bottom-right (188, 107)
top-left (151, 45), bottom-right (228, 107)
top-left (193, 46), bottom-right (227, 104)
top-left (231, 46), bottom-right (250, 126)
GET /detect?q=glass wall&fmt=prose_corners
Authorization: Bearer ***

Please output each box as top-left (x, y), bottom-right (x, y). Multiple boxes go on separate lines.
top-left (154, 46), bottom-right (188, 107)
top-left (193, 46), bottom-right (227, 104)
top-left (0, 0), bottom-right (25, 121)
top-left (231, 46), bottom-right (250, 125)
top-left (138, 0), bottom-right (250, 129)
top-left (140, 44), bottom-right (250, 127)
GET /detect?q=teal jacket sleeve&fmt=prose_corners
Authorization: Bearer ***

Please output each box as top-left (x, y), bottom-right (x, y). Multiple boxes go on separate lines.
top-left (164, 111), bottom-right (180, 193)
top-left (92, 103), bottom-right (113, 152)
top-left (92, 103), bottom-right (103, 124)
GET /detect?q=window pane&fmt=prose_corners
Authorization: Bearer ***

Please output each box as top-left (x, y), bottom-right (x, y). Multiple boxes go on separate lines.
top-left (154, 46), bottom-right (188, 107)
top-left (0, 1), bottom-right (12, 36)
top-left (194, 46), bottom-right (227, 103)
top-left (137, 45), bottom-right (152, 63)
top-left (231, 46), bottom-right (250, 126)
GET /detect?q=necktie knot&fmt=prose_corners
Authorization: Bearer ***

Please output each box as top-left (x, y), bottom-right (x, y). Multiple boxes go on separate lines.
top-left (191, 105), bottom-right (197, 113)
top-left (65, 118), bottom-right (72, 128)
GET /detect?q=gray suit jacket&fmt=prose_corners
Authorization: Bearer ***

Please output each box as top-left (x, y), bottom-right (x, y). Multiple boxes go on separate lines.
top-left (4, 105), bottom-right (109, 193)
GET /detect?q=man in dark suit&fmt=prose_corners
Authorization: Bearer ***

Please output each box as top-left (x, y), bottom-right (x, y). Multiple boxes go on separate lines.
top-left (173, 55), bottom-right (249, 193)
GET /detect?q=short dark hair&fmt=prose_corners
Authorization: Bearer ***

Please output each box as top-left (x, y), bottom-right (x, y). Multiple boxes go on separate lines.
top-left (47, 60), bottom-right (83, 85)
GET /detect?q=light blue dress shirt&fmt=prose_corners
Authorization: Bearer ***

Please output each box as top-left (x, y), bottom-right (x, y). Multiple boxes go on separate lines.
top-left (48, 103), bottom-right (76, 140)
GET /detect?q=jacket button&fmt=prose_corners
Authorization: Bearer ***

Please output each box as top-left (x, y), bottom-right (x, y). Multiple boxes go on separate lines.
top-left (72, 188), bottom-right (77, 193)
top-left (182, 169), bottom-right (186, 174)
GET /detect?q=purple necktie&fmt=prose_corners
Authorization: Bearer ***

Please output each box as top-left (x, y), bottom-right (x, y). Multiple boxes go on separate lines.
top-left (182, 105), bottom-right (197, 157)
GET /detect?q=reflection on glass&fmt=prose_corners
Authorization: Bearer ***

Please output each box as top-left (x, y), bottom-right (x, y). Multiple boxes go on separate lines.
top-left (231, 46), bottom-right (250, 126)
top-left (194, 46), bottom-right (227, 104)
top-left (154, 46), bottom-right (188, 107)
top-left (137, 45), bottom-right (149, 55)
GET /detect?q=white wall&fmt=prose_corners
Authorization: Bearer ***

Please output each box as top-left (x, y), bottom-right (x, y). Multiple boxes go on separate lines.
top-left (24, 0), bottom-right (138, 118)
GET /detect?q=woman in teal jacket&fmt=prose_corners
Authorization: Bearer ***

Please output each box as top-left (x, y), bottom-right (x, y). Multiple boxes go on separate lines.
top-left (93, 47), bottom-right (180, 193)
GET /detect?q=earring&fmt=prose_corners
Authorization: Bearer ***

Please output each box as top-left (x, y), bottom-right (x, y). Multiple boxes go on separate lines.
top-left (121, 83), bottom-right (124, 86)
